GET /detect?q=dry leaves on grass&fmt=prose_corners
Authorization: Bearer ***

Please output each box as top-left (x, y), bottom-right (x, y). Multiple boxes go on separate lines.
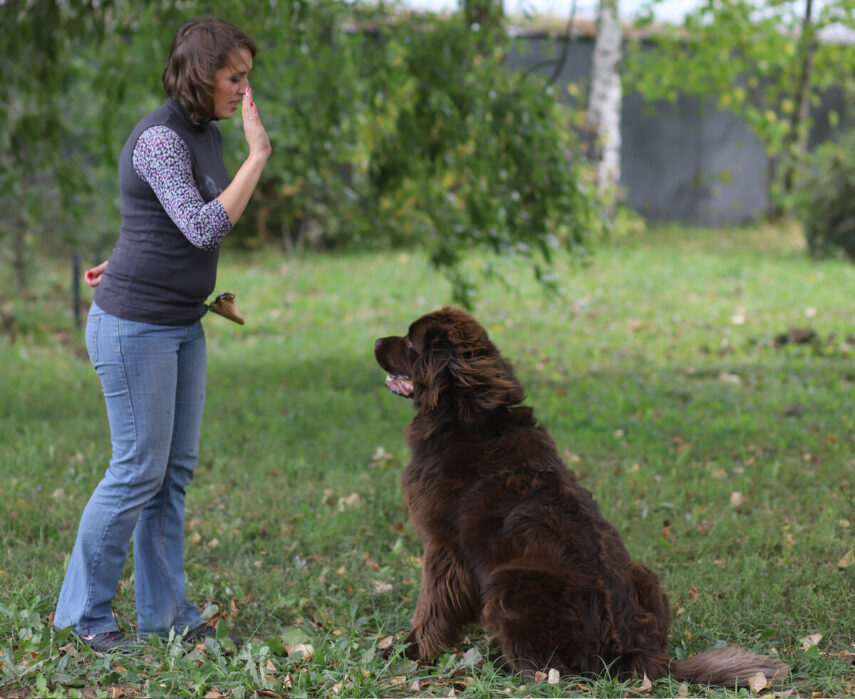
top-left (800, 633), bottom-right (823, 651)
top-left (671, 436), bottom-right (692, 454)
top-left (337, 492), bottom-right (363, 511)
top-left (620, 672), bottom-right (653, 697)
top-left (533, 669), bottom-right (561, 685)
top-left (837, 548), bottom-right (854, 569)
top-left (730, 491), bottom-right (749, 507)
top-left (747, 671), bottom-right (768, 694)
top-left (285, 642), bottom-right (315, 660)
top-left (372, 580), bottom-right (394, 594)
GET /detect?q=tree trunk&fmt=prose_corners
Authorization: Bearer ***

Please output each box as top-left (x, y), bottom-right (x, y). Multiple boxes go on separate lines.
top-left (781, 0), bottom-right (816, 196)
top-left (13, 224), bottom-right (29, 296)
top-left (587, 0), bottom-right (623, 206)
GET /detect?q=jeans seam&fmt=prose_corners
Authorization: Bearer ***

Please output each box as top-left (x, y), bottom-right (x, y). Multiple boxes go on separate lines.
top-left (158, 465), bottom-right (182, 625)
top-left (81, 317), bottom-right (141, 630)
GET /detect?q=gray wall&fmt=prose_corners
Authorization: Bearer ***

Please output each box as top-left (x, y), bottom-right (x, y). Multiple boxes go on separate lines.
top-left (508, 33), bottom-right (847, 225)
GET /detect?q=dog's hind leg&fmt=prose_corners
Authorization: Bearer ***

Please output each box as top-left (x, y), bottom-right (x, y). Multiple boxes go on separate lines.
top-left (482, 567), bottom-right (614, 679)
top-left (403, 544), bottom-right (479, 664)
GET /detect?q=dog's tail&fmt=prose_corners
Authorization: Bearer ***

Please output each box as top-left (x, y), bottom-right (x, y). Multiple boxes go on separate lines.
top-left (670, 647), bottom-right (788, 688)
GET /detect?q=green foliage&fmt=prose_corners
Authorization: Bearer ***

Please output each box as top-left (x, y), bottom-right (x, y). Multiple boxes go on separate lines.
top-left (626, 0), bottom-right (855, 213)
top-left (1, 0), bottom-right (596, 306)
top-left (799, 128), bottom-right (855, 260)
top-left (365, 16), bottom-right (593, 302)
top-left (2, 226), bottom-right (855, 696)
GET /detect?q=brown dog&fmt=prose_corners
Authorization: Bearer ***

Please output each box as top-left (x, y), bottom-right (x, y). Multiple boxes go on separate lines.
top-left (374, 307), bottom-right (788, 686)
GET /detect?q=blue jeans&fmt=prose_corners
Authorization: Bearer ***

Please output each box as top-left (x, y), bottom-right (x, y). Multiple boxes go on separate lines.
top-left (55, 302), bottom-right (206, 636)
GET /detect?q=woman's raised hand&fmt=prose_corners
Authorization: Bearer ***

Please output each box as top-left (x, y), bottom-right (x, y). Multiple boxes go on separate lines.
top-left (242, 86), bottom-right (271, 162)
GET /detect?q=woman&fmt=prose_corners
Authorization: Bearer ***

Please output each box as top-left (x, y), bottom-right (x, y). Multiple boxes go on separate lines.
top-left (54, 16), bottom-right (271, 652)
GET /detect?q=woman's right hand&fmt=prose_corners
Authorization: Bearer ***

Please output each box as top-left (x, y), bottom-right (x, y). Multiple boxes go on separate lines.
top-left (85, 260), bottom-right (108, 288)
top-left (241, 86), bottom-right (271, 162)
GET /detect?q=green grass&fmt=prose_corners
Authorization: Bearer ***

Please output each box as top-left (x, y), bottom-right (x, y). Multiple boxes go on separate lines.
top-left (2, 224), bottom-right (854, 697)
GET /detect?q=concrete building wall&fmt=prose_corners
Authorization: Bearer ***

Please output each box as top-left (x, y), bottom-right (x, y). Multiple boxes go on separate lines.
top-left (508, 32), bottom-right (847, 225)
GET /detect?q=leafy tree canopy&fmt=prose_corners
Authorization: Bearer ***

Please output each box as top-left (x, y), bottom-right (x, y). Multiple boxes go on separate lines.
top-left (1, 0), bottom-right (597, 305)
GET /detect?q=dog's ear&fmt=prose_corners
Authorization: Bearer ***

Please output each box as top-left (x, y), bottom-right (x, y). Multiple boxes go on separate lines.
top-left (412, 327), bottom-right (453, 411)
top-left (447, 351), bottom-right (526, 419)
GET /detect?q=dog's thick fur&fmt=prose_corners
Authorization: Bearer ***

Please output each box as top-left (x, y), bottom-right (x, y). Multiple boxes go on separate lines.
top-left (374, 307), bottom-right (788, 687)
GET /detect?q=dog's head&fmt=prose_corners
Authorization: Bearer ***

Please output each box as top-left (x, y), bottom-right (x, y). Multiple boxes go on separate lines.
top-left (374, 307), bottom-right (525, 421)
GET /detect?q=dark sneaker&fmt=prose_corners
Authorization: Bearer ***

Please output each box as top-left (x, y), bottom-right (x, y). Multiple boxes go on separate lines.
top-left (77, 630), bottom-right (140, 653)
top-left (182, 622), bottom-right (242, 648)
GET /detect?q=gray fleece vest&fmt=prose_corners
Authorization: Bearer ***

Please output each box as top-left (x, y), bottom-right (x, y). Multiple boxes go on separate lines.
top-left (95, 99), bottom-right (231, 325)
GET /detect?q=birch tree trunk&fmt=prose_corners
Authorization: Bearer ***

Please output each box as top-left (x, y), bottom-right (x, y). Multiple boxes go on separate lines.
top-left (587, 0), bottom-right (623, 202)
top-left (781, 0), bottom-right (816, 196)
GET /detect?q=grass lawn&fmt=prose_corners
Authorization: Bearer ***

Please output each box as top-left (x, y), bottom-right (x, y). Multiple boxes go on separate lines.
top-left (1, 223), bottom-right (854, 697)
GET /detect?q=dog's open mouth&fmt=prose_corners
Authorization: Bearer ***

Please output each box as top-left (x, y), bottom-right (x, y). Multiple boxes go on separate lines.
top-left (385, 374), bottom-right (414, 398)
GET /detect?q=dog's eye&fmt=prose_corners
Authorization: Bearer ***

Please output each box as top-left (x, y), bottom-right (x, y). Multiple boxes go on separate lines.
top-left (405, 337), bottom-right (414, 350)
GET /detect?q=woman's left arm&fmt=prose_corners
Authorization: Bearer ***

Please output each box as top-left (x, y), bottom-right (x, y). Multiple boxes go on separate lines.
top-left (216, 86), bottom-right (271, 225)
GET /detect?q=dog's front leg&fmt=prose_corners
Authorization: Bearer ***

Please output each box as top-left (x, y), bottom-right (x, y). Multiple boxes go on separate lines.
top-left (403, 543), bottom-right (478, 664)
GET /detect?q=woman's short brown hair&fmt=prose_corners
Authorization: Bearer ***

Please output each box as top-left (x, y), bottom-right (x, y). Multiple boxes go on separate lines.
top-left (162, 16), bottom-right (257, 124)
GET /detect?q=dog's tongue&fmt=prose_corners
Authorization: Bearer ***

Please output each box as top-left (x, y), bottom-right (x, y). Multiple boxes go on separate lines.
top-left (385, 374), bottom-right (414, 398)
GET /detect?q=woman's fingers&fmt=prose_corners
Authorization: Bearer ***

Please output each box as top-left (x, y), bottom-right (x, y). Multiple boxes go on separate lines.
top-left (242, 86), bottom-right (271, 159)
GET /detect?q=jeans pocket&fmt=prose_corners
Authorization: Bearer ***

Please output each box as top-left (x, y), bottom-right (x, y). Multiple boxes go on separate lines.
top-left (85, 315), bottom-right (101, 366)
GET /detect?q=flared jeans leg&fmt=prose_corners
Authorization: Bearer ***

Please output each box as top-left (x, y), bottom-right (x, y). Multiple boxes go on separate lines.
top-left (54, 303), bottom-right (206, 636)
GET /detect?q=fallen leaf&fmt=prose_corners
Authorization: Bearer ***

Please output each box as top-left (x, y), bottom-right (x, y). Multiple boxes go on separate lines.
top-left (547, 668), bottom-right (560, 685)
top-left (285, 642), bottom-right (314, 660)
top-left (671, 437), bottom-right (691, 453)
top-left (110, 687), bottom-right (125, 699)
top-left (534, 671), bottom-right (547, 683)
top-left (377, 635), bottom-right (394, 650)
top-left (747, 671), bottom-right (767, 693)
top-left (338, 493), bottom-right (363, 511)
top-left (459, 647), bottom-right (484, 668)
top-left (59, 643), bottom-right (79, 657)
top-left (837, 549), bottom-right (854, 569)
top-left (410, 680), bottom-right (421, 691)
top-left (203, 689), bottom-right (225, 698)
top-left (773, 690), bottom-right (795, 698)
top-left (718, 371), bottom-right (743, 385)
top-left (730, 491), bottom-right (748, 506)
top-left (373, 581), bottom-right (393, 594)
top-left (675, 682), bottom-right (690, 698)
top-left (800, 633), bottom-right (822, 650)
top-left (688, 585), bottom-right (698, 602)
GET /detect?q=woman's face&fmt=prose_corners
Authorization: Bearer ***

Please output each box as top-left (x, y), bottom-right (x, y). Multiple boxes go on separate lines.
top-left (211, 47), bottom-right (253, 120)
